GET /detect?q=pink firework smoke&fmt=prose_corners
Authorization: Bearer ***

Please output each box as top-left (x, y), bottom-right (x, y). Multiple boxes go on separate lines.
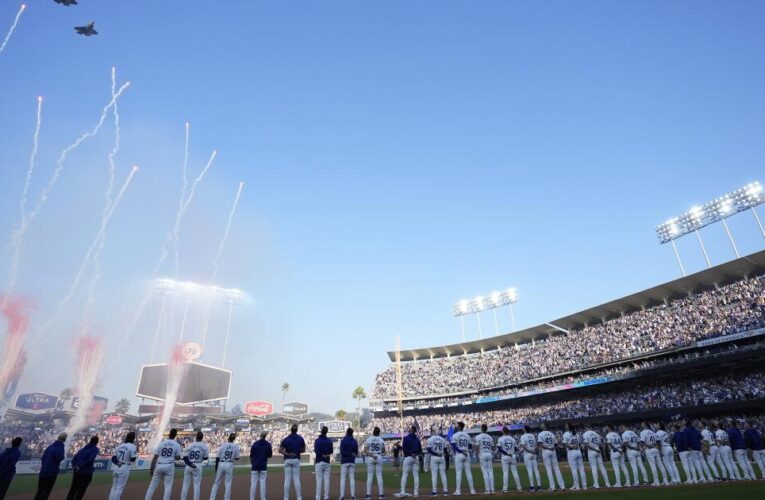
top-left (66, 335), bottom-right (106, 440)
top-left (0, 296), bottom-right (30, 399)
top-left (151, 344), bottom-right (187, 448)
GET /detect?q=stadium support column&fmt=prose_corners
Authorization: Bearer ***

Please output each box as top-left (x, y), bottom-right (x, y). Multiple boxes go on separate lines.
top-left (476, 311), bottom-right (483, 339)
top-left (720, 219), bottom-right (740, 258)
top-left (670, 240), bottom-right (686, 277)
top-left (509, 303), bottom-right (516, 332)
top-left (221, 301), bottom-right (234, 367)
top-left (694, 230), bottom-right (712, 268)
top-left (460, 316), bottom-right (465, 342)
top-left (395, 336), bottom-right (404, 441)
top-left (492, 308), bottom-right (500, 336)
top-left (150, 294), bottom-right (168, 363)
top-left (753, 206), bottom-right (765, 239)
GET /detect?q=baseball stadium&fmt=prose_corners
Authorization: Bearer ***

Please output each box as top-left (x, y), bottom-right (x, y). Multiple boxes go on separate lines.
top-left (2, 2), bottom-right (765, 500)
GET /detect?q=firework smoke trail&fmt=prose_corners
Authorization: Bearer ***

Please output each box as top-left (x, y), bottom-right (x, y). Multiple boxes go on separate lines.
top-left (2, 81), bottom-right (131, 310)
top-left (19, 96), bottom-right (43, 220)
top-left (65, 336), bottom-right (106, 449)
top-left (161, 148), bottom-right (218, 277)
top-left (0, 296), bottom-right (29, 418)
top-left (173, 123), bottom-right (191, 278)
top-left (83, 166), bottom-right (139, 320)
top-left (103, 68), bottom-right (121, 215)
top-left (150, 345), bottom-right (187, 450)
top-left (35, 166), bottom-right (139, 343)
top-left (0, 4), bottom-right (25, 56)
top-left (124, 149), bottom-right (218, 339)
top-left (209, 181), bottom-right (244, 283)
top-left (0, 96), bottom-right (43, 273)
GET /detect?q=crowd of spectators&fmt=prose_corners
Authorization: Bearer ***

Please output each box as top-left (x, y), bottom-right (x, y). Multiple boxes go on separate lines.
top-left (372, 274), bottom-right (765, 399)
top-left (0, 420), bottom-right (318, 459)
top-left (369, 368), bottom-right (765, 434)
top-left (375, 341), bottom-right (763, 410)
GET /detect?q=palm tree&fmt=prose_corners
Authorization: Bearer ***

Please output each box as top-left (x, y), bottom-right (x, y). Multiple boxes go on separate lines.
top-left (281, 382), bottom-right (290, 406)
top-left (114, 398), bottom-right (131, 414)
top-left (335, 409), bottom-right (347, 421)
top-left (352, 386), bottom-right (367, 428)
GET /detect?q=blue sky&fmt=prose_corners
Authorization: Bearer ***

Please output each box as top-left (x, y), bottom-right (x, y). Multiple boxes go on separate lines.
top-left (0, 0), bottom-right (764, 415)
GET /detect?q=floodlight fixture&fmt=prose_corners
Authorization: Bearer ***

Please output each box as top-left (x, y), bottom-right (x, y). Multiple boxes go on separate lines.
top-left (453, 288), bottom-right (518, 316)
top-left (154, 278), bottom-right (246, 304)
top-left (656, 181), bottom-right (765, 244)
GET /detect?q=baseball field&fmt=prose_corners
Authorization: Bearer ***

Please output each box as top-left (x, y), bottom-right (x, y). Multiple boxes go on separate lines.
top-left (4, 463), bottom-right (765, 499)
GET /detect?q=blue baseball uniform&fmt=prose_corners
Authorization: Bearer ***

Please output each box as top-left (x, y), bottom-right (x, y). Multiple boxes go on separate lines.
top-left (250, 439), bottom-right (273, 471)
top-left (314, 436), bottom-right (333, 463)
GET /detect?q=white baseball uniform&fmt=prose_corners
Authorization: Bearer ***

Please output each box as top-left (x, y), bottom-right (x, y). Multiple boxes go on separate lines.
top-left (426, 435), bottom-right (448, 494)
top-left (181, 441), bottom-right (209, 500)
top-left (364, 436), bottom-right (385, 497)
top-left (715, 429), bottom-right (740, 480)
top-left (145, 438), bottom-right (182, 500)
top-left (109, 442), bottom-right (137, 500)
top-left (701, 429), bottom-right (723, 479)
top-left (474, 433), bottom-right (495, 493)
top-left (537, 431), bottom-right (565, 491)
top-left (640, 429), bottom-right (668, 485)
top-left (520, 432), bottom-right (541, 489)
top-left (450, 431), bottom-right (476, 495)
top-left (497, 435), bottom-right (521, 492)
top-left (655, 430), bottom-right (680, 483)
top-left (582, 430), bottom-right (610, 488)
top-left (622, 430), bottom-right (648, 484)
top-left (210, 442), bottom-right (240, 500)
top-left (606, 431), bottom-right (629, 487)
top-left (562, 431), bottom-right (586, 490)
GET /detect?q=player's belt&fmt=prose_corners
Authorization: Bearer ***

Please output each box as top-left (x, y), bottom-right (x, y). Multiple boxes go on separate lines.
top-left (428, 451), bottom-right (442, 456)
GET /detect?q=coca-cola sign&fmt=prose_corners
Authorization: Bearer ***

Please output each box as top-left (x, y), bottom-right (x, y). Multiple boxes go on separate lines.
top-left (105, 415), bottom-right (123, 425)
top-left (244, 401), bottom-right (273, 416)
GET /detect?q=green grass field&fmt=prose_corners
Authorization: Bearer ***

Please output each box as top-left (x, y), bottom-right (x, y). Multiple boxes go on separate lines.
top-left (6, 462), bottom-right (765, 499)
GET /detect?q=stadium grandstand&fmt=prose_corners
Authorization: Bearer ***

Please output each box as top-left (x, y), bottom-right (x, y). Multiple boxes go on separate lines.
top-left (368, 249), bottom-right (765, 435)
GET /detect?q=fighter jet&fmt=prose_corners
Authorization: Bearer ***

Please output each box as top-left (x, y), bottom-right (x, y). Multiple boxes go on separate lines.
top-left (74, 21), bottom-right (98, 36)
top-left (54, 0), bottom-right (78, 6)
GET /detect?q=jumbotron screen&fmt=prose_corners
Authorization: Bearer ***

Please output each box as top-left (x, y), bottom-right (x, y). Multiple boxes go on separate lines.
top-left (136, 362), bottom-right (232, 404)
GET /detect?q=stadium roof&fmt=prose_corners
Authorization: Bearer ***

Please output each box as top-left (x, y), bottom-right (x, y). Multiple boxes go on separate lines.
top-left (388, 249), bottom-right (765, 362)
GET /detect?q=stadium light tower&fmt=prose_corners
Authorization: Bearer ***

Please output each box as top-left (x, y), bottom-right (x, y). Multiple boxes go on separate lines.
top-left (453, 288), bottom-right (518, 341)
top-left (655, 181), bottom-right (765, 276)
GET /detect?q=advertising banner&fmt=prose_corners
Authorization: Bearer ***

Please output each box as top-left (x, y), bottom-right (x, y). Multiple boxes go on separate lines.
top-left (14, 393), bottom-right (58, 411)
top-left (244, 401), bottom-right (273, 416)
top-left (282, 401), bottom-right (309, 416)
top-left (105, 415), bottom-right (123, 425)
top-left (318, 420), bottom-right (351, 433)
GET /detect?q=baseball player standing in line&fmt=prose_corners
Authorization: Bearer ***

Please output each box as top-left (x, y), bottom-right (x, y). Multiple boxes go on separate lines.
top-left (280, 424), bottom-right (307, 500)
top-left (562, 425), bottom-right (586, 491)
top-left (363, 427), bottom-right (385, 499)
top-left (520, 425), bottom-right (541, 492)
top-left (716, 421), bottom-right (740, 480)
top-left (145, 428), bottom-right (182, 500)
top-left (621, 426), bottom-right (648, 486)
top-left (109, 432), bottom-right (137, 500)
top-left (640, 422), bottom-right (668, 486)
top-left (398, 425), bottom-right (421, 497)
top-left (537, 424), bottom-right (565, 492)
top-left (728, 421), bottom-right (755, 480)
top-left (673, 424), bottom-right (697, 484)
top-left (339, 428), bottom-right (359, 500)
top-left (605, 424), bottom-right (630, 488)
top-left (684, 420), bottom-right (712, 482)
top-left (0, 437), bottom-right (23, 500)
top-left (450, 422), bottom-right (476, 496)
top-left (655, 423), bottom-right (681, 484)
top-left (744, 420), bottom-right (765, 479)
top-left (701, 422), bottom-right (723, 481)
top-left (422, 436), bottom-right (430, 474)
top-left (180, 432), bottom-right (209, 500)
top-left (497, 427), bottom-right (522, 493)
top-left (582, 426), bottom-right (611, 489)
top-left (250, 431), bottom-right (273, 500)
top-left (210, 433), bottom-right (241, 500)
top-left (474, 424), bottom-right (496, 494)
top-left (314, 426), bottom-right (333, 500)
top-left (426, 428), bottom-right (448, 496)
